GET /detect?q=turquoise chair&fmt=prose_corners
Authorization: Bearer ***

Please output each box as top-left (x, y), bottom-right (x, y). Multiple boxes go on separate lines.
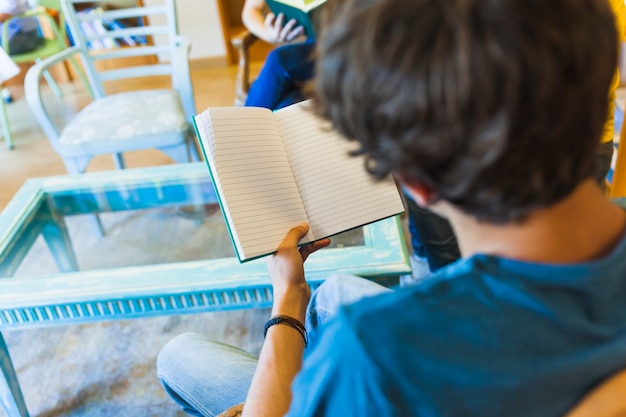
top-left (24, 0), bottom-right (200, 236)
top-left (24, 0), bottom-right (200, 174)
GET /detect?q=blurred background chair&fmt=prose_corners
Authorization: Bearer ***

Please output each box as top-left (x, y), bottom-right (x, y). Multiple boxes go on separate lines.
top-left (25, 0), bottom-right (199, 175)
top-left (25, 0), bottom-right (200, 235)
top-left (1, 0), bottom-right (88, 149)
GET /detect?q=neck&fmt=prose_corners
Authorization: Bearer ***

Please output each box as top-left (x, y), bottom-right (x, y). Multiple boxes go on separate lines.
top-left (439, 180), bottom-right (626, 263)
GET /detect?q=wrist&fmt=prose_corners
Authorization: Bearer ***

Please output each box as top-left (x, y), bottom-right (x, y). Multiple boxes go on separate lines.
top-left (271, 285), bottom-right (310, 320)
top-left (264, 315), bottom-right (308, 346)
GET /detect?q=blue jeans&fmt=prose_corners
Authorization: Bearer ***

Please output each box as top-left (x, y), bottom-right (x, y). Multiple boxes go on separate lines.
top-left (244, 40), bottom-right (316, 111)
top-left (404, 192), bottom-right (461, 272)
top-left (157, 274), bottom-right (390, 417)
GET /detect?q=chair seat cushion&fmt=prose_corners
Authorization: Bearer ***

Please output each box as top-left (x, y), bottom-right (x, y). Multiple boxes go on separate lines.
top-left (59, 90), bottom-right (188, 146)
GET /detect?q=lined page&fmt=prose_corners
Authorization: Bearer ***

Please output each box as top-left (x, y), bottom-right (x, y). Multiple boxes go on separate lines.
top-left (275, 102), bottom-right (405, 240)
top-left (195, 107), bottom-right (311, 261)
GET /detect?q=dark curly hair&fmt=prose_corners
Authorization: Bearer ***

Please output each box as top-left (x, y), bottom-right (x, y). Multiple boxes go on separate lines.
top-left (312, 0), bottom-right (618, 223)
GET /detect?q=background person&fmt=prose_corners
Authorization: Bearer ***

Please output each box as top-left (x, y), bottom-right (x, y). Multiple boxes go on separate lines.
top-left (241, 0), bottom-right (316, 110)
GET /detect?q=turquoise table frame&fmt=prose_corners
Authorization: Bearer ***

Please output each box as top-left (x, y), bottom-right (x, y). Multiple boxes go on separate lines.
top-left (0, 163), bottom-right (410, 417)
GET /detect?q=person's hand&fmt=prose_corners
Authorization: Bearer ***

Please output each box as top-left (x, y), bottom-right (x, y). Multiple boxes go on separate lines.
top-left (267, 223), bottom-right (330, 317)
top-left (264, 12), bottom-right (305, 44)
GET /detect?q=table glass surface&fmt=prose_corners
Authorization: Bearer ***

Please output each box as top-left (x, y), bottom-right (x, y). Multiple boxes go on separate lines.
top-left (3, 169), bottom-right (365, 277)
top-left (0, 163), bottom-right (409, 330)
top-left (1, 163), bottom-right (408, 279)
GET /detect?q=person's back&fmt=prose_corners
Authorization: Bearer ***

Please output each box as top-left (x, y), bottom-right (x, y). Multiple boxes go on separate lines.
top-left (291, 241), bottom-right (626, 415)
top-left (285, 0), bottom-right (626, 415)
top-left (157, 0), bottom-right (626, 416)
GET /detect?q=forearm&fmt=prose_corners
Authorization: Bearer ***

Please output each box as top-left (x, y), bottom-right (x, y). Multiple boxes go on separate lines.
top-left (242, 0), bottom-right (272, 43)
top-left (0, 13), bottom-right (11, 23)
top-left (242, 225), bottom-right (330, 417)
top-left (241, 289), bottom-right (309, 417)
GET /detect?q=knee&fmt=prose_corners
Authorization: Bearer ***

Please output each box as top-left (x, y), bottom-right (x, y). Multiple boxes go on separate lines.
top-left (262, 48), bottom-right (287, 73)
top-left (316, 273), bottom-right (391, 303)
top-left (308, 274), bottom-right (390, 315)
top-left (157, 332), bottom-right (201, 379)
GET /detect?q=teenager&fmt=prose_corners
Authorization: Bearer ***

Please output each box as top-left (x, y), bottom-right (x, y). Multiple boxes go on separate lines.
top-left (158, 0), bottom-right (626, 415)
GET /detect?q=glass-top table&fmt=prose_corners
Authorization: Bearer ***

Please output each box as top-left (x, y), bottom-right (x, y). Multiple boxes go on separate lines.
top-left (0, 162), bottom-right (410, 417)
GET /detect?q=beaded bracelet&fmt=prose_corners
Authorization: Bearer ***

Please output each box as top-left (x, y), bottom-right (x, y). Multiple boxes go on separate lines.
top-left (264, 315), bottom-right (308, 347)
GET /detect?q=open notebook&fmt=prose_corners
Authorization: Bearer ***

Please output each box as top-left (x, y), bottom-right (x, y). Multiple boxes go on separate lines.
top-left (194, 101), bottom-right (405, 262)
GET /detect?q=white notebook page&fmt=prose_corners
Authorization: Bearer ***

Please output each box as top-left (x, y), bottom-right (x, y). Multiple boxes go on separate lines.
top-left (276, 102), bottom-right (405, 240)
top-left (197, 107), bottom-right (311, 260)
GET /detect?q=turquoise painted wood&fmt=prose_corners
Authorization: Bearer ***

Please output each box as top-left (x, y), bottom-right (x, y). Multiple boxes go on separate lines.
top-left (0, 334), bottom-right (29, 417)
top-left (24, 0), bottom-right (199, 177)
top-left (0, 162), bottom-right (411, 417)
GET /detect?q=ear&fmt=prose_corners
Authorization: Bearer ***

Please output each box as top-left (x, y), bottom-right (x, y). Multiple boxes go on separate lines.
top-left (402, 180), bottom-right (437, 208)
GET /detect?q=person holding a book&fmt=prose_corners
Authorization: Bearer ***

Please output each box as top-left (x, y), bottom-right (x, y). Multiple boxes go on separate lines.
top-left (242, 0), bottom-right (305, 45)
top-left (242, 0), bottom-right (461, 279)
top-left (158, 0), bottom-right (626, 416)
top-left (241, 0), bottom-right (317, 110)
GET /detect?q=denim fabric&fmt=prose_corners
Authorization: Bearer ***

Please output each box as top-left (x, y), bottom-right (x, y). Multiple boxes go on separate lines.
top-left (157, 274), bottom-right (389, 416)
top-left (157, 334), bottom-right (258, 417)
top-left (404, 192), bottom-right (461, 272)
top-left (305, 274), bottom-right (391, 345)
top-left (244, 40), bottom-right (316, 111)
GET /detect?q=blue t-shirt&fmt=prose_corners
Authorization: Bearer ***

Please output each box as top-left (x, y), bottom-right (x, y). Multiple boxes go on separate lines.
top-left (287, 231), bottom-right (626, 417)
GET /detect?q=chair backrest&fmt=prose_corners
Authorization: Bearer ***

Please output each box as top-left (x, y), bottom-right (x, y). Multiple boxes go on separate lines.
top-left (59, 0), bottom-right (195, 119)
top-left (35, 0), bottom-right (62, 10)
top-left (564, 370), bottom-right (626, 417)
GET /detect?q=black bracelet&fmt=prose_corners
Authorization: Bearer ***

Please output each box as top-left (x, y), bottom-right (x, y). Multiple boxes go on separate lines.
top-left (264, 315), bottom-right (308, 347)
